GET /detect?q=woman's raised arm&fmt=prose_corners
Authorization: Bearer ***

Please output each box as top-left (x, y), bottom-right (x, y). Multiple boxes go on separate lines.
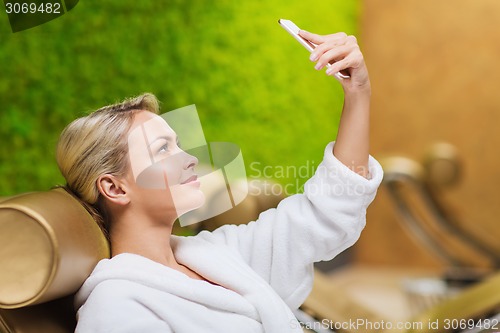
top-left (299, 30), bottom-right (371, 178)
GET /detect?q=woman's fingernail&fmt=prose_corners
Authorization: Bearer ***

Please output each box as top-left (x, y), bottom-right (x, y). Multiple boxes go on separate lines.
top-left (310, 53), bottom-right (318, 61)
top-left (314, 63), bottom-right (321, 70)
top-left (326, 68), bottom-right (334, 75)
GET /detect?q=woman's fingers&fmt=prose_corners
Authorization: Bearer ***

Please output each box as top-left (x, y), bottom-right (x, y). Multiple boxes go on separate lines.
top-left (299, 30), bottom-right (348, 45)
top-left (298, 30), bottom-right (325, 44)
top-left (306, 34), bottom-right (362, 74)
top-left (313, 44), bottom-right (357, 70)
top-left (326, 55), bottom-right (356, 76)
top-left (299, 30), bottom-right (368, 87)
top-left (309, 33), bottom-right (354, 61)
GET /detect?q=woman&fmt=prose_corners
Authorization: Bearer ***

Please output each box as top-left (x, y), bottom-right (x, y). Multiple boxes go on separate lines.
top-left (57, 30), bottom-right (383, 333)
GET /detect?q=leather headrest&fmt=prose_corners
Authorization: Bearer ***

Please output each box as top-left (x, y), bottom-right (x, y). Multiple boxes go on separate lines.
top-left (0, 188), bottom-right (110, 309)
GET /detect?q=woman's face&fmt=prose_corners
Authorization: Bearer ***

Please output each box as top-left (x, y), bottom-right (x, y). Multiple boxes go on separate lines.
top-left (126, 111), bottom-right (205, 219)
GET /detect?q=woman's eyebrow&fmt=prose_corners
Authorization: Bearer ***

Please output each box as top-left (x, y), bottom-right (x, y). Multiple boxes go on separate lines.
top-left (147, 135), bottom-right (179, 147)
top-left (148, 135), bottom-right (171, 146)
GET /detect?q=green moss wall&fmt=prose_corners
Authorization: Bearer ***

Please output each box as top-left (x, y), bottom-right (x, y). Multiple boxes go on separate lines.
top-left (0, 0), bottom-right (359, 195)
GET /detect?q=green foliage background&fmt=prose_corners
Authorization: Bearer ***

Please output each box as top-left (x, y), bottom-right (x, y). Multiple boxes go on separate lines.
top-left (0, 0), bottom-right (359, 196)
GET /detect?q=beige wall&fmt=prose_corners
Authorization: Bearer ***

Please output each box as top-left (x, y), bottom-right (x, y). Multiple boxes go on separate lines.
top-left (356, 0), bottom-right (500, 268)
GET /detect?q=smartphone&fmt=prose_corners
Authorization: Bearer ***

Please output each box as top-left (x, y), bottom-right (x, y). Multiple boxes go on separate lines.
top-left (278, 19), bottom-right (350, 79)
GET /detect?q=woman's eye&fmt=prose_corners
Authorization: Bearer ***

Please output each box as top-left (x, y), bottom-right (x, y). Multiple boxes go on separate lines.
top-left (158, 144), bottom-right (168, 153)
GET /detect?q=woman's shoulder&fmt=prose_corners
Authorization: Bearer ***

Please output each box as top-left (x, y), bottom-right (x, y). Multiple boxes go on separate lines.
top-left (75, 270), bottom-right (147, 310)
top-left (75, 253), bottom-right (181, 308)
top-left (86, 278), bottom-right (138, 300)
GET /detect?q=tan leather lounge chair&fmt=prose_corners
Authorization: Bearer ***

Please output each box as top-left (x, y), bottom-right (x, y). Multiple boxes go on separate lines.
top-left (0, 188), bottom-right (109, 333)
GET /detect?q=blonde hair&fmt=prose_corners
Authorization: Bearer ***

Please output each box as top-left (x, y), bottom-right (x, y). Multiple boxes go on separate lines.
top-left (56, 93), bottom-right (160, 235)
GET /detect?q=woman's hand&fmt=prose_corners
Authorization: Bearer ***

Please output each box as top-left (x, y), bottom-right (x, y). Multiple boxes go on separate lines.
top-left (299, 30), bottom-right (370, 94)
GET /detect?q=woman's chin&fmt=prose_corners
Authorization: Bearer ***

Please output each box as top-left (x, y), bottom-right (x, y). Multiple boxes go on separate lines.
top-left (172, 189), bottom-right (206, 217)
top-left (191, 190), bottom-right (206, 210)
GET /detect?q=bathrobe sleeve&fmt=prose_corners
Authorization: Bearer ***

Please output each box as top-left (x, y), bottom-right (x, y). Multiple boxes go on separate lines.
top-left (197, 142), bottom-right (383, 309)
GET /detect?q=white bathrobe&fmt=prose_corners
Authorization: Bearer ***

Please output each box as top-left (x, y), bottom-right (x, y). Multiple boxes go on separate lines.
top-left (74, 142), bottom-right (383, 333)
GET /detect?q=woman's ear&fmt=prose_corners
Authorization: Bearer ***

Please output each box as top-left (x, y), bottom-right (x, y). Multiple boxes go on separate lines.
top-left (97, 174), bottom-right (130, 206)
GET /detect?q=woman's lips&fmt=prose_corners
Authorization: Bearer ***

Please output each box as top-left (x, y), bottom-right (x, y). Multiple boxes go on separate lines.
top-left (181, 175), bottom-right (198, 185)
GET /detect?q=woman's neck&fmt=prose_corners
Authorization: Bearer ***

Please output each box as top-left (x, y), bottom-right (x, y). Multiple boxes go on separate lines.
top-left (109, 211), bottom-right (215, 282)
top-left (109, 210), bottom-right (178, 267)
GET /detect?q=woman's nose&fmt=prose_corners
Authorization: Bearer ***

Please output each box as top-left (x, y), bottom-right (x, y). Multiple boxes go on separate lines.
top-left (183, 152), bottom-right (198, 170)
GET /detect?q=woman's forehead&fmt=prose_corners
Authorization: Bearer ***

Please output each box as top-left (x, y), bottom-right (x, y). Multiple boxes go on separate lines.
top-left (130, 111), bottom-right (175, 135)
